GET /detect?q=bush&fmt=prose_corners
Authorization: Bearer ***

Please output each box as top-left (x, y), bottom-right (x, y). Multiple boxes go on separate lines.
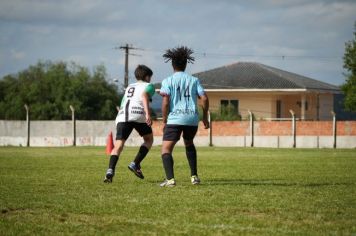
top-left (199, 105), bottom-right (242, 121)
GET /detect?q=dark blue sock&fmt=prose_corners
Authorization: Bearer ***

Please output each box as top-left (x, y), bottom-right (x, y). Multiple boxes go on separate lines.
top-left (109, 155), bottom-right (119, 170)
top-left (186, 145), bottom-right (197, 176)
top-left (162, 153), bottom-right (174, 179)
top-left (134, 145), bottom-right (149, 168)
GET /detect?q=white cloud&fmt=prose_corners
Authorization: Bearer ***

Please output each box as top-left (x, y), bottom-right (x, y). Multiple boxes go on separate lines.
top-left (0, 0), bottom-right (355, 85)
top-left (11, 50), bottom-right (26, 60)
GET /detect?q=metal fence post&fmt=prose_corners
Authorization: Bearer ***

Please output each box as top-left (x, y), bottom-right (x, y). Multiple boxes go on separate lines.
top-left (69, 105), bottom-right (76, 146)
top-left (208, 111), bottom-right (213, 147)
top-left (24, 104), bottom-right (30, 147)
top-left (331, 111), bottom-right (336, 148)
top-left (248, 110), bottom-right (254, 147)
top-left (289, 110), bottom-right (296, 148)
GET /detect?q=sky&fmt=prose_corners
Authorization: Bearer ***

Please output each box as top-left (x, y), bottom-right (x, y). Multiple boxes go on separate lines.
top-left (0, 0), bottom-right (355, 89)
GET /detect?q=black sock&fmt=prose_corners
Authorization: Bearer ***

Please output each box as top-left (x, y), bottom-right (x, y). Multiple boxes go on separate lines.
top-left (162, 153), bottom-right (174, 180)
top-left (109, 155), bottom-right (119, 171)
top-left (186, 145), bottom-right (197, 176)
top-left (134, 145), bottom-right (149, 168)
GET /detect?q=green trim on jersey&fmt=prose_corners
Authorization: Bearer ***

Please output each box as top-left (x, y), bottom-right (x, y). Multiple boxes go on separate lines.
top-left (145, 83), bottom-right (155, 97)
top-left (120, 96), bottom-right (126, 108)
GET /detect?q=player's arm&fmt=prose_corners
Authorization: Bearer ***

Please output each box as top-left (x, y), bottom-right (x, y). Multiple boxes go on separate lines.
top-left (159, 80), bottom-right (171, 127)
top-left (161, 95), bottom-right (170, 124)
top-left (197, 79), bottom-right (210, 129)
top-left (142, 84), bottom-right (155, 126)
top-left (142, 92), bottom-right (152, 126)
top-left (200, 94), bottom-right (209, 129)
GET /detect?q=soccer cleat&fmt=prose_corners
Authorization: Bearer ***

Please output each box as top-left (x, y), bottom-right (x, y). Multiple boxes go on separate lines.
top-left (159, 178), bottom-right (176, 187)
top-left (128, 162), bottom-right (144, 179)
top-left (191, 175), bottom-right (201, 185)
top-left (103, 168), bottom-right (114, 183)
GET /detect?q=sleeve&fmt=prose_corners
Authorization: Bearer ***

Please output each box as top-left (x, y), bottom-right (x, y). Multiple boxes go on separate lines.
top-left (196, 79), bottom-right (205, 96)
top-left (144, 83), bottom-right (156, 98)
top-left (159, 79), bottom-right (170, 96)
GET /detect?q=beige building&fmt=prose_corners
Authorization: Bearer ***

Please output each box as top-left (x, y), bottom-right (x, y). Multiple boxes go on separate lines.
top-left (193, 62), bottom-right (340, 120)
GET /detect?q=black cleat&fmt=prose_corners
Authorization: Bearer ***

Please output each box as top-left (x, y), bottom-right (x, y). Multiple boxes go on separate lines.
top-left (128, 162), bottom-right (144, 179)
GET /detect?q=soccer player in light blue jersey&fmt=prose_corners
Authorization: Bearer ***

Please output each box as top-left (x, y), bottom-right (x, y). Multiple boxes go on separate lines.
top-left (159, 46), bottom-right (210, 187)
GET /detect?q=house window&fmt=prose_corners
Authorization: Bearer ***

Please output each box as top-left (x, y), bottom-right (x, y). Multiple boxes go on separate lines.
top-left (220, 100), bottom-right (239, 115)
top-left (230, 100), bottom-right (239, 113)
top-left (297, 101), bottom-right (308, 110)
top-left (221, 100), bottom-right (229, 108)
top-left (276, 100), bottom-right (281, 118)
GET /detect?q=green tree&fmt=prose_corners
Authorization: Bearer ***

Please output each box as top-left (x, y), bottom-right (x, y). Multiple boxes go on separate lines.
top-left (0, 61), bottom-right (121, 120)
top-left (342, 22), bottom-right (356, 111)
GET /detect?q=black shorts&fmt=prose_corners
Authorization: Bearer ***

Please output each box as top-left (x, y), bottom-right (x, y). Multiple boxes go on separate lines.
top-left (163, 125), bottom-right (198, 141)
top-left (116, 122), bottom-right (152, 140)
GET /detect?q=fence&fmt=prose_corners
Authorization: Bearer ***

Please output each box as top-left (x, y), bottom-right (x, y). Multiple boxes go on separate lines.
top-left (1, 119), bottom-right (356, 148)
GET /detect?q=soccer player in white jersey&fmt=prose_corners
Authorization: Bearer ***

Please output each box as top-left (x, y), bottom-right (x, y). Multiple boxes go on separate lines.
top-left (159, 46), bottom-right (210, 187)
top-left (104, 65), bottom-right (155, 183)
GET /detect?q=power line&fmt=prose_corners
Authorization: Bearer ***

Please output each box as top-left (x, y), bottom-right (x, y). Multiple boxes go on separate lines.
top-left (140, 47), bottom-right (341, 61)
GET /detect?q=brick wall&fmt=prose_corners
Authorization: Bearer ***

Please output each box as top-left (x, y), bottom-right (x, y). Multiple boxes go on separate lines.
top-left (151, 120), bottom-right (356, 136)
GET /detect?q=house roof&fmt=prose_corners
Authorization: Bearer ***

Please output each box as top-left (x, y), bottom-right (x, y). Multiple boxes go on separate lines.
top-left (192, 62), bottom-right (340, 92)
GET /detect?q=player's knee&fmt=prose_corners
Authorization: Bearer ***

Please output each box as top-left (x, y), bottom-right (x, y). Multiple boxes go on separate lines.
top-left (185, 143), bottom-right (196, 153)
top-left (112, 142), bottom-right (124, 154)
top-left (143, 135), bottom-right (153, 148)
top-left (144, 136), bottom-right (153, 146)
top-left (161, 147), bottom-right (172, 155)
top-left (184, 139), bottom-right (194, 147)
top-left (117, 145), bottom-right (124, 153)
top-left (111, 146), bottom-right (120, 155)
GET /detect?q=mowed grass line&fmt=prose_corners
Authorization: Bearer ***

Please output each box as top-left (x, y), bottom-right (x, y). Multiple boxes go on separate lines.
top-left (0, 147), bottom-right (355, 235)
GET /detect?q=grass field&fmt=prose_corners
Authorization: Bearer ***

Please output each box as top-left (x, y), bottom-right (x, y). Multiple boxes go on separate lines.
top-left (0, 147), bottom-right (356, 235)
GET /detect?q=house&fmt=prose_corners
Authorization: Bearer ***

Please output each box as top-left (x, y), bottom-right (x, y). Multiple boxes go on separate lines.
top-left (192, 62), bottom-right (341, 120)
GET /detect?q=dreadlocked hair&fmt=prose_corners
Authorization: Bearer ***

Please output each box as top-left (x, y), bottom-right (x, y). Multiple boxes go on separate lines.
top-left (163, 46), bottom-right (195, 71)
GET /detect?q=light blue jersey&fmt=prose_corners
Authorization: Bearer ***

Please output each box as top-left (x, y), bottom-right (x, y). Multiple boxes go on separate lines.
top-left (160, 72), bottom-right (205, 126)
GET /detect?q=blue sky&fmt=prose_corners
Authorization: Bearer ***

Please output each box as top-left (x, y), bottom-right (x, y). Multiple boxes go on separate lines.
top-left (0, 0), bottom-right (355, 89)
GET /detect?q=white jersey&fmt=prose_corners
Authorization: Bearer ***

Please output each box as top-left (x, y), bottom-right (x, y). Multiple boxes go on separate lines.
top-left (115, 81), bottom-right (155, 124)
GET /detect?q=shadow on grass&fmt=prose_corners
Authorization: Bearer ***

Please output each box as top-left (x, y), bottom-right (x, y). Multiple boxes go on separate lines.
top-left (202, 179), bottom-right (354, 187)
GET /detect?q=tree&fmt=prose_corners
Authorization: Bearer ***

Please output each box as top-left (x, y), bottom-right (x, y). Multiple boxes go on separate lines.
top-left (0, 61), bottom-right (122, 120)
top-left (342, 22), bottom-right (356, 111)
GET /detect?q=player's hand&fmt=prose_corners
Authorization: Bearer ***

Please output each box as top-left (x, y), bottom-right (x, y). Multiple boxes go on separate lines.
top-left (202, 118), bottom-right (210, 129)
top-left (146, 115), bottom-right (152, 127)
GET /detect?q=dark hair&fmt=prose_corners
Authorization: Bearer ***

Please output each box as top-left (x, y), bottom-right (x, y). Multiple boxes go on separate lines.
top-left (134, 64), bottom-right (153, 81)
top-left (163, 46), bottom-right (195, 71)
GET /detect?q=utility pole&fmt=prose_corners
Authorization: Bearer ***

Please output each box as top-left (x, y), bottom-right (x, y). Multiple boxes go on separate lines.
top-left (115, 43), bottom-right (143, 88)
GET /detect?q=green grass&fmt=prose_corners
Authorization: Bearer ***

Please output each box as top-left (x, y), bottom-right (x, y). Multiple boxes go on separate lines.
top-left (0, 147), bottom-right (356, 235)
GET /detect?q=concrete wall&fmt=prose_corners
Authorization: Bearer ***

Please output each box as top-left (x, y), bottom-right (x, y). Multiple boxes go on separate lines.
top-left (0, 120), bottom-right (116, 147)
top-left (1, 120), bottom-right (356, 148)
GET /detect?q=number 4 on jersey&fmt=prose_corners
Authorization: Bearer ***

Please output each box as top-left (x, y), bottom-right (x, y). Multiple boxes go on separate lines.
top-left (177, 85), bottom-right (190, 101)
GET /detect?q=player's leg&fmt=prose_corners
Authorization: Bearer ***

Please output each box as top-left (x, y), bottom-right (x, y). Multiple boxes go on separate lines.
top-left (160, 140), bottom-right (177, 187)
top-left (104, 123), bottom-right (133, 183)
top-left (183, 126), bottom-right (200, 185)
top-left (160, 125), bottom-right (181, 187)
top-left (128, 123), bottom-right (153, 179)
top-left (131, 133), bottom-right (153, 168)
top-left (104, 140), bottom-right (125, 182)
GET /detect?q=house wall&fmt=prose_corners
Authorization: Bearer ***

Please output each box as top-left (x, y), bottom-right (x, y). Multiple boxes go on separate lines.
top-left (206, 91), bottom-right (334, 120)
top-left (206, 92), bottom-right (274, 119)
top-left (319, 93), bottom-right (334, 120)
